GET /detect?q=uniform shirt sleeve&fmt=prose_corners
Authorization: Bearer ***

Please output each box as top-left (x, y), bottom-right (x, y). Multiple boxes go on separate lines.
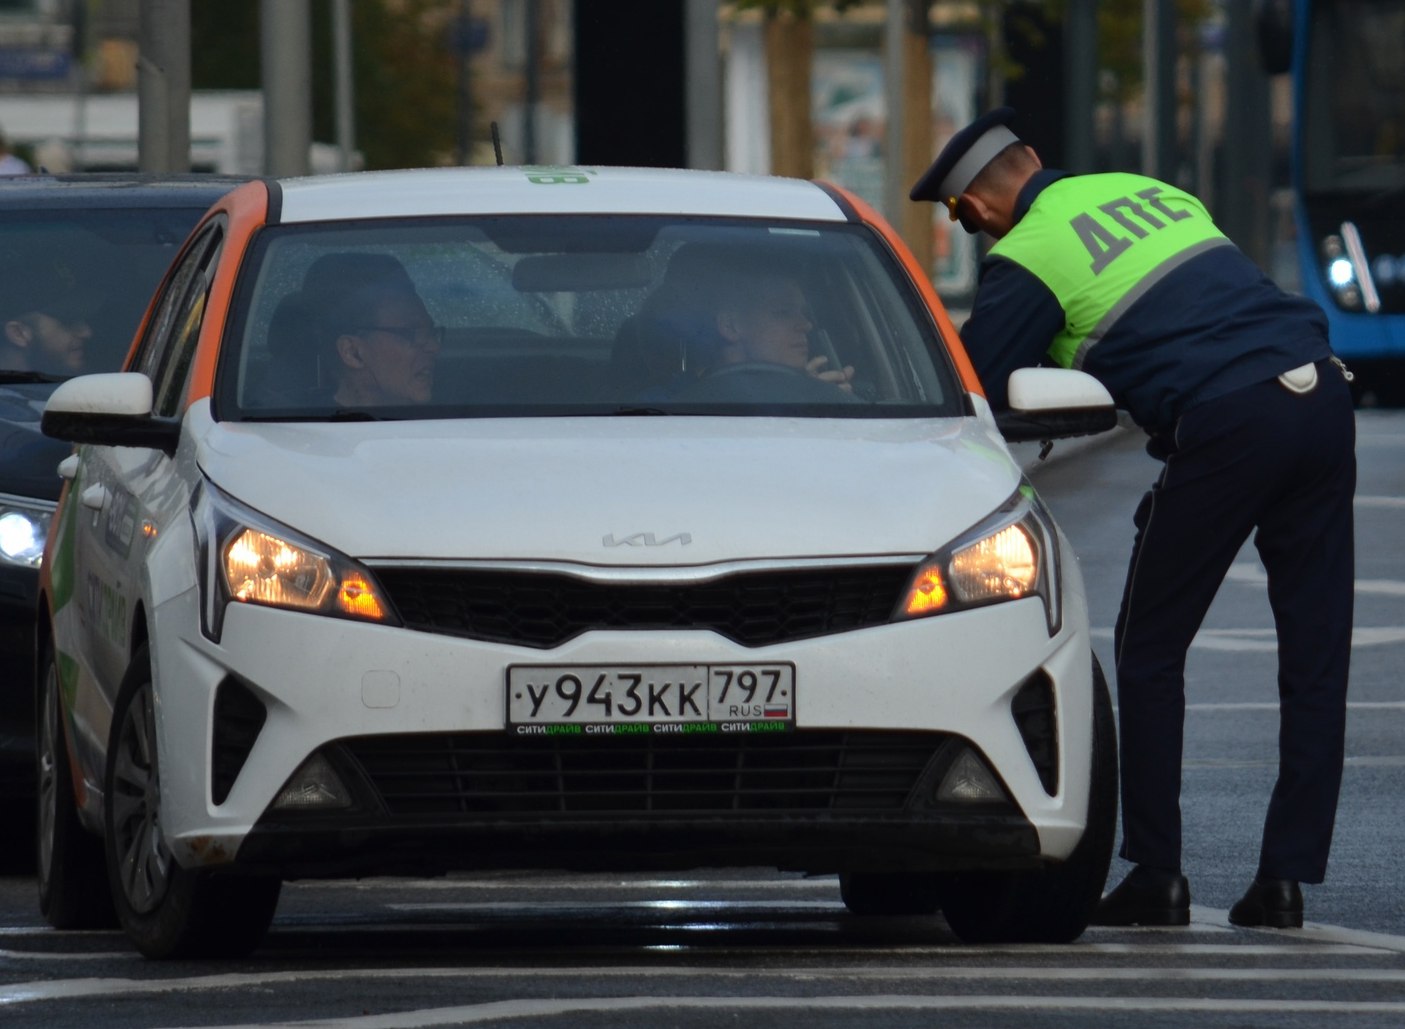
top-left (959, 256), bottom-right (1065, 410)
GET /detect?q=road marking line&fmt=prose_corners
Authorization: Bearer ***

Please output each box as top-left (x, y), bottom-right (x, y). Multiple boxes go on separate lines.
top-left (291, 876), bottom-right (836, 892)
top-left (1227, 561), bottom-right (1405, 598)
top-left (1091, 625), bottom-right (1405, 650)
top-left (1183, 701), bottom-right (1405, 711)
top-left (14, 961), bottom-right (1405, 1009)
top-left (6, 910), bottom-right (1405, 1013)
top-left (152, 994), bottom-right (1405, 1027)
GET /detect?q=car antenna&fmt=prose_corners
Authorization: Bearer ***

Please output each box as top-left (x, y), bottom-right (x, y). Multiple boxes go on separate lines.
top-left (490, 121), bottom-right (504, 166)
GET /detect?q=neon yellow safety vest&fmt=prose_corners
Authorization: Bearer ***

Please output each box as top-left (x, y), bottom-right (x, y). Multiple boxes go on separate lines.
top-left (989, 173), bottom-right (1234, 370)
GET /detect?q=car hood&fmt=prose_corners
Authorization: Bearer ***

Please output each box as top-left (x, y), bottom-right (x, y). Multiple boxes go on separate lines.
top-left (0, 381), bottom-right (69, 502)
top-left (193, 409), bottom-right (1022, 565)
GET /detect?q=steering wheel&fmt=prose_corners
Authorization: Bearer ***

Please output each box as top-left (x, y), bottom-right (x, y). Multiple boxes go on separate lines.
top-left (672, 359), bottom-right (863, 404)
top-left (706, 360), bottom-right (813, 380)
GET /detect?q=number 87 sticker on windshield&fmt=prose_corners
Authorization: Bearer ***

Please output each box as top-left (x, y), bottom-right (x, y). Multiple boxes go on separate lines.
top-left (506, 664), bottom-right (796, 734)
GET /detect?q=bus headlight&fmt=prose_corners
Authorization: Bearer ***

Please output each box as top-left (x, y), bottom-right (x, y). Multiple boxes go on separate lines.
top-left (1321, 224), bottom-right (1381, 313)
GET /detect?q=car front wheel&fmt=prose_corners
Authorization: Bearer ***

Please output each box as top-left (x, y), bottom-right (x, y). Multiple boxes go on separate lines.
top-left (104, 644), bottom-right (281, 959)
top-left (936, 656), bottom-right (1118, 944)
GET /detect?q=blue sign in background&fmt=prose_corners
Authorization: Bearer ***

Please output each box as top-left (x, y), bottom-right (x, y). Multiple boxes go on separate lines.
top-left (0, 47), bottom-right (71, 79)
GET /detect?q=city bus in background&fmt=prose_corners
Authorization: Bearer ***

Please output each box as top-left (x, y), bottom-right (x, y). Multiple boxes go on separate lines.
top-left (1258, 0), bottom-right (1405, 399)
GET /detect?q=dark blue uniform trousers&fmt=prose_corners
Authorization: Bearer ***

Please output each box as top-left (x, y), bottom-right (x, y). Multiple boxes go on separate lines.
top-left (1113, 361), bottom-right (1355, 883)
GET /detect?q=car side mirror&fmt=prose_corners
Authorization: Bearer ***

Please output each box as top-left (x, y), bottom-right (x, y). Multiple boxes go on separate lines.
top-left (994, 367), bottom-right (1118, 443)
top-left (41, 372), bottom-right (180, 455)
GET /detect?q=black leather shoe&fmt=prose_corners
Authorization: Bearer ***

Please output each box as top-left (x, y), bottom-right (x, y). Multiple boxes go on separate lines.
top-left (1090, 866), bottom-right (1191, 927)
top-left (1228, 877), bottom-right (1303, 929)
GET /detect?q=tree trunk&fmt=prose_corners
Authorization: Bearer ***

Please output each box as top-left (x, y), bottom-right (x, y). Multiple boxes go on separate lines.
top-left (764, 10), bottom-right (813, 179)
top-left (900, 21), bottom-right (933, 273)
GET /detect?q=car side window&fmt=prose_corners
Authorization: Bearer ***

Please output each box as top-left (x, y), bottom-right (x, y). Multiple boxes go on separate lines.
top-left (131, 220), bottom-right (226, 419)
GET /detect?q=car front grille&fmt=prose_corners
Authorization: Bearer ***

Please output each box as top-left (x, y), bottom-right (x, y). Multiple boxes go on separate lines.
top-left (372, 565), bottom-right (914, 648)
top-left (342, 730), bottom-right (953, 817)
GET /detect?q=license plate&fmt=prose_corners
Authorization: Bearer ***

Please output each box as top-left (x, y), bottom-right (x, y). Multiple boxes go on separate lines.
top-left (506, 663), bottom-right (796, 734)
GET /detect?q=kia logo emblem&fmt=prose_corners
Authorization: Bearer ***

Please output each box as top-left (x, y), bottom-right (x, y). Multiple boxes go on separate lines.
top-left (602, 532), bottom-right (693, 547)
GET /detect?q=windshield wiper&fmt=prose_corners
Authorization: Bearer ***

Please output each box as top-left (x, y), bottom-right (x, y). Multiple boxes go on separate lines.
top-left (610, 405), bottom-right (670, 416)
top-left (0, 370), bottom-right (66, 384)
top-left (241, 408), bottom-right (386, 423)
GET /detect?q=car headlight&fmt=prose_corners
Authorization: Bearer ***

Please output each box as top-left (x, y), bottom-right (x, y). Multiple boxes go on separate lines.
top-left (0, 494), bottom-right (56, 569)
top-left (193, 482), bottom-right (398, 641)
top-left (1321, 224), bottom-right (1381, 313)
top-left (895, 484), bottom-right (1062, 635)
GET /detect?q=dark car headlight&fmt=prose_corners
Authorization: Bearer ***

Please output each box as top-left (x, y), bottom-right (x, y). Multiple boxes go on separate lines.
top-left (894, 484), bottom-right (1062, 636)
top-left (192, 481), bottom-right (399, 641)
top-left (0, 494), bottom-right (55, 569)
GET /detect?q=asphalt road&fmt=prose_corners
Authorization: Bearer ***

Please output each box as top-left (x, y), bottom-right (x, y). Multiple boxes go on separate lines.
top-left (1, 407), bottom-right (1402, 1028)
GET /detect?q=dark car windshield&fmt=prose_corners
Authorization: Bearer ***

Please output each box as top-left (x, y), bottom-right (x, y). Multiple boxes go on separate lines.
top-left (0, 207), bottom-right (206, 380)
top-left (219, 216), bottom-right (965, 420)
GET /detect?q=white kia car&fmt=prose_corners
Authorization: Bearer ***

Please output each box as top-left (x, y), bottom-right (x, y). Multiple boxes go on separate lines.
top-left (37, 167), bottom-right (1118, 958)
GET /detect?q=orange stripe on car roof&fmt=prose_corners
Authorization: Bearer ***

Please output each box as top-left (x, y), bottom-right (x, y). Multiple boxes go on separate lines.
top-left (183, 180), bottom-right (273, 406)
top-left (819, 181), bottom-right (984, 398)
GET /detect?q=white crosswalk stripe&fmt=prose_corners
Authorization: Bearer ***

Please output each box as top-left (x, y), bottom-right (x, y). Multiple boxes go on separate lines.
top-left (6, 877), bottom-right (1405, 1026)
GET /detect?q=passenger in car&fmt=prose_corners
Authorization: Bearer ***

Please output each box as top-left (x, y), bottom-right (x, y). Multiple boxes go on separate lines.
top-left (0, 261), bottom-right (94, 376)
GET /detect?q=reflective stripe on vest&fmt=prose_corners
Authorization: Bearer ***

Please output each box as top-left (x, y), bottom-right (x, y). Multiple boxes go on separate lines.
top-left (989, 173), bottom-right (1233, 369)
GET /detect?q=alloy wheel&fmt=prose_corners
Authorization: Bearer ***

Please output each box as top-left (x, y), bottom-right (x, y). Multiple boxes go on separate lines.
top-left (109, 682), bottom-right (172, 915)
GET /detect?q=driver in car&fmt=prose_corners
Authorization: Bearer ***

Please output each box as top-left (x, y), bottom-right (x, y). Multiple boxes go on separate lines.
top-left (712, 269), bottom-right (855, 392)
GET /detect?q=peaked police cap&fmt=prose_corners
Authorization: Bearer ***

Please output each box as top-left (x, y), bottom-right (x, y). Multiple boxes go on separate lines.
top-left (909, 107), bottom-right (1020, 224)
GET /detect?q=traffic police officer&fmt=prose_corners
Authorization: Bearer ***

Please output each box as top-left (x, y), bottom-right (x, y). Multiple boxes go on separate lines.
top-left (912, 109), bottom-right (1356, 929)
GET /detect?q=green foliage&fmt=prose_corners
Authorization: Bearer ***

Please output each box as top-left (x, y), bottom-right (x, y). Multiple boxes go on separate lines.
top-left (191, 0), bottom-right (458, 170)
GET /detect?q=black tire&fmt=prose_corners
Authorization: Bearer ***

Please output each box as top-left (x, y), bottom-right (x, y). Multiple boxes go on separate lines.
top-left (104, 645), bottom-right (281, 959)
top-left (35, 645), bottom-right (117, 928)
top-left (840, 872), bottom-right (942, 917)
top-left (937, 656), bottom-right (1118, 944)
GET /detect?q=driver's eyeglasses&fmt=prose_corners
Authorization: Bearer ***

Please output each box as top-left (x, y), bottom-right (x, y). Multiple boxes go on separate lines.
top-left (361, 324), bottom-right (444, 349)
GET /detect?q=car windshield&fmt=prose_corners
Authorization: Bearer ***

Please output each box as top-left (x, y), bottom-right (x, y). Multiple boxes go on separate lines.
top-left (219, 216), bottom-right (965, 419)
top-left (0, 207), bottom-right (204, 379)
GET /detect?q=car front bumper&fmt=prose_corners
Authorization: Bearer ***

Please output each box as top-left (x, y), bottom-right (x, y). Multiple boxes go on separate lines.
top-left (146, 567), bottom-right (1096, 877)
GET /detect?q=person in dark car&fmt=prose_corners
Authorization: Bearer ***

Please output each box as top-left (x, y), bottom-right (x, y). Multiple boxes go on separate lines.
top-left (0, 263), bottom-right (94, 377)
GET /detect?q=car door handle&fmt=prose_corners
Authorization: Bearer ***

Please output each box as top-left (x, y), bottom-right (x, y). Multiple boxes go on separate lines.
top-left (80, 484), bottom-right (109, 511)
top-left (58, 454), bottom-right (80, 480)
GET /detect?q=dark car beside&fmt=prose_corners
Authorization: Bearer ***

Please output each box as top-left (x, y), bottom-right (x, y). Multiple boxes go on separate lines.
top-left (0, 175), bottom-right (243, 847)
